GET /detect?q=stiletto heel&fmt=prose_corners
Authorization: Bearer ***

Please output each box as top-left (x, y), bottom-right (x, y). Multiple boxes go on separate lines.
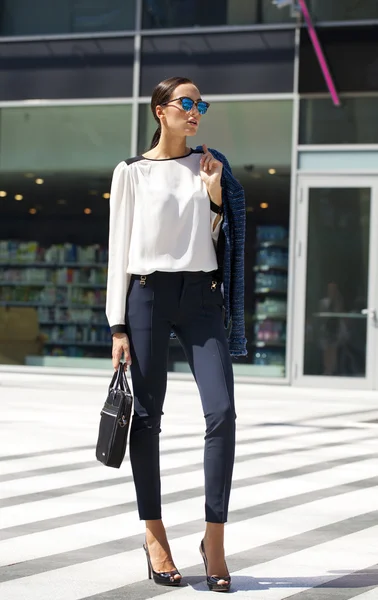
top-left (199, 539), bottom-right (231, 593)
top-left (143, 543), bottom-right (182, 587)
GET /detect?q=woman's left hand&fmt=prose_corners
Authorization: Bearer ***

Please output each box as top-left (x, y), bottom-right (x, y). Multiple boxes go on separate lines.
top-left (200, 144), bottom-right (223, 190)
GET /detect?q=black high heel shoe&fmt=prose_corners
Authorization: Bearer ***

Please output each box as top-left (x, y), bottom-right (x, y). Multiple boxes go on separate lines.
top-left (199, 539), bottom-right (231, 593)
top-left (143, 543), bottom-right (182, 587)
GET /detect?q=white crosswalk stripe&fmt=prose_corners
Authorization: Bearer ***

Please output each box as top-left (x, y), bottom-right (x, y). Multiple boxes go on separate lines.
top-left (350, 590), bottom-right (378, 599)
top-left (1, 376), bottom-right (378, 600)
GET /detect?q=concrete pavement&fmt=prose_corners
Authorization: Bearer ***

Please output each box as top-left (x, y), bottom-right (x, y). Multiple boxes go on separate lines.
top-left (1, 372), bottom-right (378, 599)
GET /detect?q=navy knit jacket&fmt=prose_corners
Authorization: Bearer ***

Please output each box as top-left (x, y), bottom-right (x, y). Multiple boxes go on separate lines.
top-left (197, 146), bottom-right (247, 357)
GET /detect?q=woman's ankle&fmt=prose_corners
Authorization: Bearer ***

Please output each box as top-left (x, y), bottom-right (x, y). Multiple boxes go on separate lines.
top-left (146, 520), bottom-right (169, 545)
top-left (204, 523), bottom-right (225, 545)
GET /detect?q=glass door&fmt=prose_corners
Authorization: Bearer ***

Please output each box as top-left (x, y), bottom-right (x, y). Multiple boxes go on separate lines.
top-left (292, 176), bottom-right (378, 389)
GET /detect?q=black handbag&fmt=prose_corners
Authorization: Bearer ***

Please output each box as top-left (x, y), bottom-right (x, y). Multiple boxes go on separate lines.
top-left (96, 363), bottom-right (133, 468)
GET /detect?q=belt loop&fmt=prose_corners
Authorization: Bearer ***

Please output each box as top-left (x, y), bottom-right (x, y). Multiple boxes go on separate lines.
top-left (140, 275), bottom-right (147, 287)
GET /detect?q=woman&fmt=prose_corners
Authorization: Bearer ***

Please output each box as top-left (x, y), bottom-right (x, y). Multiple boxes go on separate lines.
top-left (106, 77), bottom-right (246, 592)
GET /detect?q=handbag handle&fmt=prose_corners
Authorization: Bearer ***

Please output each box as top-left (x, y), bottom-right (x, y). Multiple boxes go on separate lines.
top-left (109, 362), bottom-right (132, 396)
top-left (109, 362), bottom-right (124, 391)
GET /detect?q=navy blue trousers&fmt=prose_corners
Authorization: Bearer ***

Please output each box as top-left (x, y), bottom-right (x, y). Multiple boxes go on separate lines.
top-left (125, 271), bottom-right (236, 523)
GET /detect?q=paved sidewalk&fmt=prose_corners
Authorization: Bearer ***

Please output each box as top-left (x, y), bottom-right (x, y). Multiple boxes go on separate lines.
top-left (1, 372), bottom-right (378, 599)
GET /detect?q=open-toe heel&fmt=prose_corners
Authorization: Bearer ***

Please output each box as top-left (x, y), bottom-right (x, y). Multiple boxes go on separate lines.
top-left (143, 543), bottom-right (182, 587)
top-left (199, 539), bottom-right (231, 593)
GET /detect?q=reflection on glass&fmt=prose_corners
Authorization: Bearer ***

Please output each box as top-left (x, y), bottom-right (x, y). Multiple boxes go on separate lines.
top-left (139, 101), bottom-right (293, 376)
top-left (0, 0), bottom-right (136, 36)
top-left (304, 188), bottom-right (370, 377)
top-left (0, 175), bottom-right (113, 365)
top-left (0, 104), bottom-right (132, 367)
top-left (138, 101), bottom-right (293, 167)
top-left (0, 105), bottom-right (132, 172)
top-left (308, 0), bottom-right (378, 21)
top-left (140, 31), bottom-right (295, 96)
top-left (142, 0), bottom-right (293, 28)
top-left (299, 97), bottom-right (378, 145)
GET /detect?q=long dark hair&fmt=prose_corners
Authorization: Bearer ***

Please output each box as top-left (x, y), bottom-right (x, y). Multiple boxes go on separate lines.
top-left (149, 77), bottom-right (194, 149)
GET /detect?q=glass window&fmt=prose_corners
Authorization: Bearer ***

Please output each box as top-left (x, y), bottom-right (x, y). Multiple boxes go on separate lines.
top-left (138, 100), bottom-right (293, 377)
top-left (299, 96), bottom-right (378, 145)
top-left (308, 1), bottom-right (378, 22)
top-left (0, 38), bottom-right (135, 101)
top-left (0, 105), bottom-right (132, 368)
top-left (141, 31), bottom-right (295, 96)
top-left (0, 105), bottom-right (132, 171)
top-left (0, 0), bottom-right (136, 36)
top-left (303, 188), bottom-right (370, 377)
top-left (142, 0), bottom-right (293, 28)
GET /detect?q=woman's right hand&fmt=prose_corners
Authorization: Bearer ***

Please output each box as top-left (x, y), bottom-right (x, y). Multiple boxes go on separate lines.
top-left (112, 333), bottom-right (132, 370)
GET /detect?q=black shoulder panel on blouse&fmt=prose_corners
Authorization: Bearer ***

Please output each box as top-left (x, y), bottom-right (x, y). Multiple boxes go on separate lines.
top-left (125, 156), bottom-right (144, 165)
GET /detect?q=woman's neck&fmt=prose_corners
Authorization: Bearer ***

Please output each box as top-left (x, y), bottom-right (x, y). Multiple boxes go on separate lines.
top-left (144, 136), bottom-right (190, 160)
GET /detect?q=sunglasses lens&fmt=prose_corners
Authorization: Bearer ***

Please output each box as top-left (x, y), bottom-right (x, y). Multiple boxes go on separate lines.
top-left (197, 102), bottom-right (209, 115)
top-left (181, 98), bottom-right (194, 112)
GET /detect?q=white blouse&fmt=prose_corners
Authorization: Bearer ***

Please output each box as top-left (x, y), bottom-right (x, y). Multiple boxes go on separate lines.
top-left (105, 149), bottom-right (223, 331)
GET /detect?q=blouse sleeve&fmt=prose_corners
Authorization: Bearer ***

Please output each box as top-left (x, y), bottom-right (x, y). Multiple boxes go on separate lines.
top-left (105, 161), bottom-right (134, 335)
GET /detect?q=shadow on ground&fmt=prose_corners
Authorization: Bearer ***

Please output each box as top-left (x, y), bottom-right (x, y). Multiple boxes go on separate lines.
top-left (181, 570), bottom-right (378, 592)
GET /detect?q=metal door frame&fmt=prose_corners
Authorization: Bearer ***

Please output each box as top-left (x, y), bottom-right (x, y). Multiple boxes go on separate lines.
top-left (292, 174), bottom-right (378, 389)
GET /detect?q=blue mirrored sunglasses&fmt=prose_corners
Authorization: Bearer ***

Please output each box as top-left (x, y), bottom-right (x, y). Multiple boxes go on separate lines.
top-left (161, 96), bottom-right (210, 115)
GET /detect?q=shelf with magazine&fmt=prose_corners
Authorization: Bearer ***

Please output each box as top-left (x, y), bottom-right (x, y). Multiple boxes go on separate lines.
top-left (251, 226), bottom-right (289, 370)
top-left (0, 240), bottom-right (111, 359)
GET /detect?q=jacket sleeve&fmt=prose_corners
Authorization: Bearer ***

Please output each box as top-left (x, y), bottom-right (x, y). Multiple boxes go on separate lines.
top-left (228, 183), bottom-right (247, 356)
top-left (105, 161), bottom-right (135, 336)
top-left (209, 148), bottom-right (247, 357)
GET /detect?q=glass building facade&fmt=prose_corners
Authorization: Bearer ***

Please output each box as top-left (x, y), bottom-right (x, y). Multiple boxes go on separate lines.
top-left (0, 1), bottom-right (378, 388)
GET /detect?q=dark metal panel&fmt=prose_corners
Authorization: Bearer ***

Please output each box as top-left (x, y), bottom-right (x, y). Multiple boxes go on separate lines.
top-left (0, 0), bottom-right (136, 36)
top-left (307, 0), bottom-right (378, 22)
top-left (299, 25), bottom-right (378, 94)
top-left (0, 37), bottom-right (134, 99)
top-left (141, 0), bottom-right (294, 28)
top-left (140, 31), bottom-right (295, 96)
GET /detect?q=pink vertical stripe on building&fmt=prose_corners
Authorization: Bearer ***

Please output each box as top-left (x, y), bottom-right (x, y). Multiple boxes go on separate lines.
top-left (298, 0), bottom-right (341, 106)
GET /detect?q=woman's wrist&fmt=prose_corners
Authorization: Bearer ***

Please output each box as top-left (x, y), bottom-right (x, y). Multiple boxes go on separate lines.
top-left (207, 183), bottom-right (222, 207)
top-left (210, 199), bottom-right (223, 215)
top-left (113, 332), bottom-right (127, 339)
top-left (110, 324), bottom-right (127, 336)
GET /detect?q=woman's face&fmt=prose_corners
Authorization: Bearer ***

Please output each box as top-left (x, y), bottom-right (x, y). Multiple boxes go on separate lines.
top-left (157, 83), bottom-right (204, 138)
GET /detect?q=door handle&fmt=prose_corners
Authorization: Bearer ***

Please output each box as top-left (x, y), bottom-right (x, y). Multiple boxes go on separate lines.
top-left (361, 308), bottom-right (378, 325)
